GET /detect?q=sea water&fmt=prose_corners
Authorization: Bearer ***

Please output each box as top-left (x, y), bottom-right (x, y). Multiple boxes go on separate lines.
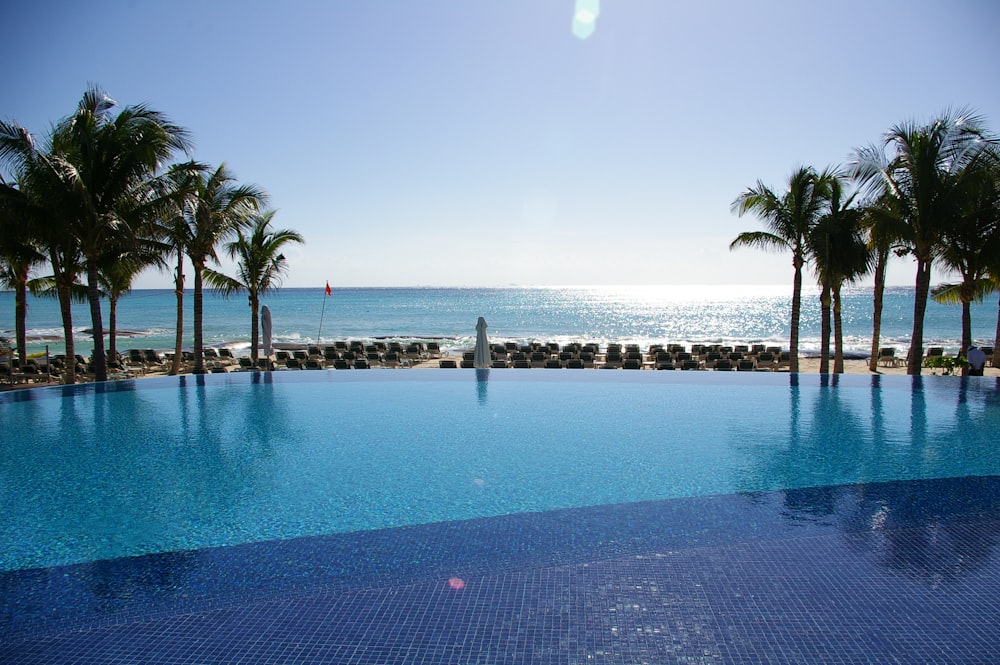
top-left (1, 285), bottom-right (998, 358)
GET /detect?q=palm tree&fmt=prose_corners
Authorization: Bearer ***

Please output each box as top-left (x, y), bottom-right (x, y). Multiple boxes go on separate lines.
top-left (180, 163), bottom-right (267, 374)
top-left (98, 248), bottom-right (165, 361)
top-left (930, 153), bottom-right (1000, 373)
top-left (46, 86), bottom-right (191, 381)
top-left (0, 176), bottom-right (47, 364)
top-left (0, 118), bottom-right (86, 383)
top-left (859, 194), bottom-right (906, 372)
top-left (854, 108), bottom-right (994, 374)
top-left (808, 170), bottom-right (871, 373)
top-left (203, 210), bottom-right (303, 364)
top-left (731, 166), bottom-right (827, 373)
top-left (153, 161), bottom-right (207, 376)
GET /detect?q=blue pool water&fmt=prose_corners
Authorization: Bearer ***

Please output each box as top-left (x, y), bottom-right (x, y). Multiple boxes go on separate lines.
top-left (3, 371), bottom-right (999, 574)
top-left (2, 372), bottom-right (1000, 663)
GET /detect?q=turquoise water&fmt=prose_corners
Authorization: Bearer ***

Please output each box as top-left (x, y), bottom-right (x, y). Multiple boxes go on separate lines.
top-left (2, 371), bottom-right (998, 572)
top-left (2, 285), bottom-right (998, 358)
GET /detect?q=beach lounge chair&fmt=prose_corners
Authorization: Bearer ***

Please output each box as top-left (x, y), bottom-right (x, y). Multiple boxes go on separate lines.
top-left (775, 351), bottom-right (791, 371)
top-left (603, 352), bottom-right (623, 369)
top-left (285, 358), bottom-right (303, 370)
top-left (923, 347), bottom-right (944, 366)
top-left (529, 352), bottom-right (548, 368)
top-left (426, 342), bottom-right (442, 358)
top-left (579, 352), bottom-right (596, 368)
top-left (143, 349), bottom-right (165, 367)
top-left (680, 359), bottom-right (701, 371)
top-left (566, 358), bottom-right (584, 369)
top-left (491, 359), bottom-right (509, 368)
top-left (876, 347), bottom-right (901, 367)
top-left (354, 358), bottom-right (370, 369)
top-left (544, 359), bottom-right (562, 368)
top-left (654, 352), bottom-right (675, 370)
top-left (333, 359), bottom-right (352, 369)
top-left (623, 358), bottom-right (642, 370)
top-left (713, 359), bottom-right (733, 371)
top-left (460, 359), bottom-right (475, 368)
top-left (304, 359), bottom-right (324, 370)
top-left (512, 359), bottom-right (530, 368)
top-left (438, 359), bottom-right (458, 368)
top-left (737, 359), bottom-right (757, 371)
top-left (756, 352), bottom-right (775, 369)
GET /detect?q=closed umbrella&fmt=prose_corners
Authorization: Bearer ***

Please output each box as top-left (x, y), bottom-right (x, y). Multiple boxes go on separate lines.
top-left (261, 305), bottom-right (273, 361)
top-left (473, 317), bottom-right (490, 368)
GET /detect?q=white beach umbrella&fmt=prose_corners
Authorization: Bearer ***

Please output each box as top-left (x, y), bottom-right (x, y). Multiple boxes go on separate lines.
top-left (474, 317), bottom-right (491, 369)
top-left (261, 305), bottom-right (273, 360)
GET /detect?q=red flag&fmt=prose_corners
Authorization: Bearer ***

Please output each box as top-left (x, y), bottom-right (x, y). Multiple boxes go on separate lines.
top-left (325, 282), bottom-right (332, 296)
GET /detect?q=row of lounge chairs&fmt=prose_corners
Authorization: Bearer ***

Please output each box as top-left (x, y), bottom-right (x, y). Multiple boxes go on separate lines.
top-left (441, 343), bottom-right (793, 371)
top-left (875, 346), bottom-right (996, 368)
top-left (231, 341), bottom-right (443, 371)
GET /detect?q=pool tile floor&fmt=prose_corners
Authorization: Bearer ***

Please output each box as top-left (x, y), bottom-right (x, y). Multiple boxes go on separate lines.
top-left (3, 477), bottom-right (1000, 664)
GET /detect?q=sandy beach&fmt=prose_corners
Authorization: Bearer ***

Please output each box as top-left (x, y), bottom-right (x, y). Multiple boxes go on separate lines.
top-left (5, 351), bottom-right (996, 392)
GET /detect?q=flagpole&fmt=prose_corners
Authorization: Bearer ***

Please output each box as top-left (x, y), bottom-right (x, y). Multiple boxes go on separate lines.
top-left (317, 282), bottom-right (331, 344)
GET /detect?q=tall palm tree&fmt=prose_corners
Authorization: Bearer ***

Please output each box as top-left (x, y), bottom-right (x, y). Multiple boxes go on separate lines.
top-left (854, 108), bottom-right (994, 374)
top-left (0, 118), bottom-right (85, 382)
top-left (930, 153), bottom-right (1000, 373)
top-left (153, 161), bottom-right (207, 375)
top-left (0, 176), bottom-right (47, 364)
top-left (181, 163), bottom-right (267, 374)
top-left (808, 170), bottom-right (871, 373)
top-left (46, 86), bottom-right (191, 381)
top-left (858, 194), bottom-right (906, 372)
top-left (203, 210), bottom-right (303, 364)
top-left (98, 248), bottom-right (166, 360)
top-left (731, 166), bottom-right (827, 373)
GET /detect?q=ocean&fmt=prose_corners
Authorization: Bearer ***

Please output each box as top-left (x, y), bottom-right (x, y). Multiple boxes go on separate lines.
top-left (1, 285), bottom-right (997, 359)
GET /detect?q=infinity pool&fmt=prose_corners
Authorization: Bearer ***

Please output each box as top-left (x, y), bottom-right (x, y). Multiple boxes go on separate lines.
top-left (2, 371), bottom-right (999, 663)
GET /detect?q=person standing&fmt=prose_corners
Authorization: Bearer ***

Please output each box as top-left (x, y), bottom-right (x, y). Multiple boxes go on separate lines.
top-left (966, 346), bottom-right (987, 376)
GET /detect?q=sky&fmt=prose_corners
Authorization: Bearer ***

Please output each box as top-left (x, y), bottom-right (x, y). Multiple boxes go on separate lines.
top-left (3, 0), bottom-right (999, 289)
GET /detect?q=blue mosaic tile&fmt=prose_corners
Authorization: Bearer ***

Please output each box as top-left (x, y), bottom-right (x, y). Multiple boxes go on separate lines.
top-left (2, 476), bottom-right (999, 663)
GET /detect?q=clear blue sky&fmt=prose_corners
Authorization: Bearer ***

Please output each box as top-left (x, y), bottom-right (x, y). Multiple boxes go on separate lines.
top-left (4, 0), bottom-right (999, 288)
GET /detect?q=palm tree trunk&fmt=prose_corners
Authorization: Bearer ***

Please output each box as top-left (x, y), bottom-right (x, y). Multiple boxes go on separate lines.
top-left (193, 261), bottom-right (205, 375)
top-left (250, 294), bottom-right (259, 365)
top-left (14, 268), bottom-right (28, 364)
top-left (907, 257), bottom-right (932, 375)
top-left (868, 248), bottom-right (888, 372)
top-left (49, 250), bottom-right (76, 384)
top-left (993, 291), bottom-right (1000, 369)
top-left (86, 262), bottom-right (108, 382)
top-left (108, 296), bottom-right (118, 361)
top-left (789, 256), bottom-right (803, 373)
top-left (819, 284), bottom-right (831, 374)
top-left (171, 251), bottom-right (184, 375)
top-left (960, 298), bottom-right (972, 377)
top-left (833, 282), bottom-right (845, 373)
